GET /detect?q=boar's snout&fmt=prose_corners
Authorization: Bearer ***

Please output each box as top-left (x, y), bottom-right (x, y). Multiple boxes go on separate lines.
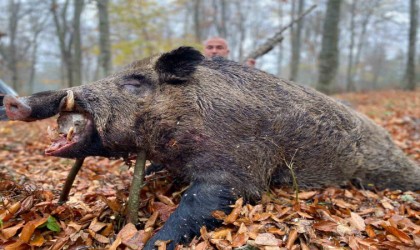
top-left (3, 95), bottom-right (32, 121)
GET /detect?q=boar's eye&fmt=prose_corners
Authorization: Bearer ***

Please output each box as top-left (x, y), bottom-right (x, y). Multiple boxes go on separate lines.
top-left (121, 75), bottom-right (152, 95)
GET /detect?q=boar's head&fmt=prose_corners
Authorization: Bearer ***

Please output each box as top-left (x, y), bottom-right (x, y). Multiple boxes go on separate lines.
top-left (3, 47), bottom-right (205, 160)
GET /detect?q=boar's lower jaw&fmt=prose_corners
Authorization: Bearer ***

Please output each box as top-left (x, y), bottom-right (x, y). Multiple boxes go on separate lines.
top-left (45, 136), bottom-right (77, 156)
top-left (45, 112), bottom-right (93, 157)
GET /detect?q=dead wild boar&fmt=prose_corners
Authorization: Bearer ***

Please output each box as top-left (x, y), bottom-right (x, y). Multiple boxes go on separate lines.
top-left (3, 47), bottom-right (419, 249)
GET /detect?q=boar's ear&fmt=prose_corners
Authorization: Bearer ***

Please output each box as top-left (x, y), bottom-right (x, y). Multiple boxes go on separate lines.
top-left (155, 46), bottom-right (204, 84)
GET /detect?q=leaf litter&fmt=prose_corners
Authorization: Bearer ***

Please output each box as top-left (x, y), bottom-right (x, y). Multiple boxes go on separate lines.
top-left (0, 90), bottom-right (419, 249)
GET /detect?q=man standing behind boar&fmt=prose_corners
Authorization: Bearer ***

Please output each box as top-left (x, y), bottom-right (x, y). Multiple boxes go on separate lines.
top-left (203, 36), bottom-right (256, 67)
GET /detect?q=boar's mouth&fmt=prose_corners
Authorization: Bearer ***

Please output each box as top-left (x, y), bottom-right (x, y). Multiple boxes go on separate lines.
top-left (45, 90), bottom-right (100, 157)
top-left (45, 112), bottom-right (94, 157)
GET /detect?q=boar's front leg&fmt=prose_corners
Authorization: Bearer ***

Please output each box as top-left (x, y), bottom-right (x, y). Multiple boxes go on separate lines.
top-left (144, 181), bottom-right (236, 250)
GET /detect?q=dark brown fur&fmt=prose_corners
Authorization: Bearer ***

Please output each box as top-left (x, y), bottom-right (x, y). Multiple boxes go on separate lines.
top-left (4, 47), bottom-right (419, 249)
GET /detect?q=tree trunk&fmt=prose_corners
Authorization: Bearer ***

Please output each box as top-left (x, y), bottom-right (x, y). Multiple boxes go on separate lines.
top-left (405, 0), bottom-right (418, 90)
top-left (96, 0), bottom-right (112, 79)
top-left (212, 0), bottom-right (228, 38)
top-left (316, 0), bottom-right (342, 94)
top-left (7, 0), bottom-right (20, 91)
top-left (51, 0), bottom-right (72, 87)
top-left (354, 1), bottom-right (378, 82)
top-left (290, 0), bottom-right (305, 81)
top-left (28, 32), bottom-right (40, 94)
top-left (72, 0), bottom-right (84, 87)
top-left (346, 0), bottom-right (357, 92)
top-left (193, 0), bottom-right (202, 43)
top-left (236, 1), bottom-right (246, 61)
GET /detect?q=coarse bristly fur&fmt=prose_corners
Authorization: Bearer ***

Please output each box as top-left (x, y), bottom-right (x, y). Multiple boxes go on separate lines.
top-left (4, 46), bottom-right (419, 249)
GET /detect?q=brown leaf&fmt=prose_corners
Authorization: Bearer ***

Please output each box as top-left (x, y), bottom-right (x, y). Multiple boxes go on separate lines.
top-left (145, 211), bottom-right (159, 229)
top-left (109, 236), bottom-right (122, 250)
top-left (99, 195), bottom-right (122, 212)
top-left (210, 239), bottom-right (232, 250)
top-left (252, 212), bottom-right (272, 221)
top-left (237, 223), bottom-right (248, 234)
top-left (195, 241), bottom-right (210, 250)
top-left (381, 223), bottom-right (413, 245)
top-left (4, 239), bottom-right (26, 250)
top-left (0, 221), bottom-right (25, 239)
top-left (212, 228), bottom-right (232, 239)
top-left (350, 212), bottom-right (366, 231)
top-left (313, 221), bottom-right (338, 232)
top-left (365, 224), bottom-right (376, 238)
top-left (0, 201), bottom-right (21, 222)
top-left (231, 233), bottom-right (249, 247)
top-left (100, 223), bottom-right (114, 237)
top-left (92, 232), bottom-right (110, 244)
top-left (381, 198), bottom-right (394, 210)
top-left (297, 211), bottom-right (313, 219)
top-left (49, 236), bottom-right (69, 250)
top-left (299, 238), bottom-right (310, 250)
top-left (16, 196), bottom-right (33, 215)
top-left (88, 217), bottom-right (108, 232)
top-left (29, 231), bottom-right (45, 247)
top-left (20, 217), bottom-right (48, 243)
top-left (67, 221), bottom-right (82, 232)
top-left (333, 198), bottom-right (357, 210)
top-left (152, 202), bottom-right (176, 222)
top-left (348, 236), bottom-right (358, 250)
top-left (255, 233), bottom-right (281, 246)
top-left (117, 223), bottom-right (138, 242)
top-left (285, 228), bottom-right (298, 249)
top-left (267, 227), bottom-right (286, 236)
top-left (212, 210), bottom-right (226, 220)
top-left (224, 198), bottom-right (243, 224)
top-left (200, 226), bottom-right (211, 241)
top-left (156, 194), bottom-right (176, 206)
top-left (124, 230), bottom-right (152, 248)
top-left (297, 191), bottom-right (317, 200)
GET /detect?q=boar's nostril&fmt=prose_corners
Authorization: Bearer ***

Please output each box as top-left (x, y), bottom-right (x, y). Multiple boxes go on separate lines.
top-left (4, 95), bottom-right (32, 120)
top-left (10, 103), bottom-right (19, 112)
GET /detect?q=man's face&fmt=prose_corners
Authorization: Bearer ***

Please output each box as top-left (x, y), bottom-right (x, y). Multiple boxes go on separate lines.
top-left (203, 39), bottom-right (229, 58)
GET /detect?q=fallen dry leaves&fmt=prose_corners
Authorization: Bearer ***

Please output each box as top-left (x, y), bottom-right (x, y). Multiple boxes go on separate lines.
top-left (0, 90), bottom-right (419, 249)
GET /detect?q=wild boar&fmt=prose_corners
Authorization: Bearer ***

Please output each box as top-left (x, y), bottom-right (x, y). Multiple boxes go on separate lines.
top-left (3, 47), bottom-right (419, 249)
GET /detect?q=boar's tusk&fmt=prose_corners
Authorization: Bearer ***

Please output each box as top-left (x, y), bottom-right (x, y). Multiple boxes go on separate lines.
top-left (67, 126), bottom-right (75, 141)
top-left (63, 90), bottom-right (75, 111)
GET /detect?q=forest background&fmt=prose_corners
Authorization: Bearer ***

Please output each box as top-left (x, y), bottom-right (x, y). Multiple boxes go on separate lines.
top-left (0, 0), bottom-right (418, 96)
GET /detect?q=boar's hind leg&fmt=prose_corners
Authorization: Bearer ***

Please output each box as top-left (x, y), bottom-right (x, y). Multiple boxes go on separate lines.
top-left (144, 182), bottom-right (236, 250)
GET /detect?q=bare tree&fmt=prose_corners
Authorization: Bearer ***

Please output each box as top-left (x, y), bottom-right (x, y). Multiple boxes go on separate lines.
top-left (193, 0), bottom-right (203, 43)
top-left (6, 0), bottom-right (21, 90)
top-left (73, 0), bottom-right (84, 86)
top-left (27, 5), bottom-right (49, 94)
top-left (50, 0), bottom-right (84, 88)
top-left (346, 0), bottom-right (357, 92)
top-left (405, 0), bottom-right (418, 90)
top-left (96, 0), bottom-right (111, 78)
top-left (353, 0), bottom-right (379, 89)
top-left (212, 0), bottom-right (227, 38)
top-left (317, 0), bottom-right (342, 94)
top-left (290, 0), bottom-right (305, 81)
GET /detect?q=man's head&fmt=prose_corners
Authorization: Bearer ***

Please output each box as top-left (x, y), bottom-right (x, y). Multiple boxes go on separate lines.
top-left (203, 37), bottom-right (230, 58)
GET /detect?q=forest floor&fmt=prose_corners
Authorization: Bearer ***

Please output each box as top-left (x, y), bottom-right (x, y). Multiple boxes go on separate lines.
top-left (0, 90), bottom-right (419, 250)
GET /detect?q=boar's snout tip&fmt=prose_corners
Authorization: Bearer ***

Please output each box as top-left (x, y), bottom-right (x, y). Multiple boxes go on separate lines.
top-left (3, 95), bottom-right (32, 121)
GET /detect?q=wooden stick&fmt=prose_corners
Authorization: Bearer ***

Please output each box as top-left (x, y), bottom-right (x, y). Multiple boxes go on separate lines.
top-left (59, 157), bottom-right (85, 204)
top-left (243, 4), bottom-right (317, 61)
top-left (126, 150), bottom-right (146, 225)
